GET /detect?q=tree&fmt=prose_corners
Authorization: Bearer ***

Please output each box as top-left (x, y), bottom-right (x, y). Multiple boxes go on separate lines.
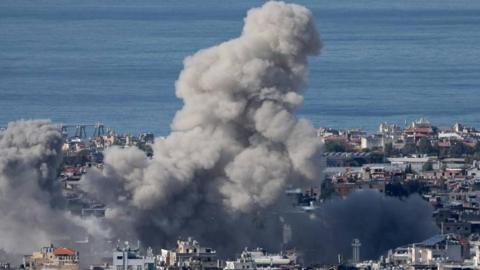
top-left (430, 142), bottom-right (440, 156)
top-left (320, 179), bottom-right (336, 199)
top-left (474, 142), bottom-right (480, 153)
top-left (405, 164), bottom-right (414, 174)
top-left (402, 143), bottom-right (416, 156)
top-left (370, 152), bottom-right (385, 163)
top-left (384, 142), bottom-right (394, 157)
top-left (417, 137), bottom-right (433, 154)
top-left (422, 161), bottom-right (433, 172)
top-left (385, 180), bottom-right (429, 198)
top-left (325, 140), bottom-right (347, 152)
top-left (449, 142), bottom-right (465, 158)
top-left (439, 146), bottom-right (449, 158)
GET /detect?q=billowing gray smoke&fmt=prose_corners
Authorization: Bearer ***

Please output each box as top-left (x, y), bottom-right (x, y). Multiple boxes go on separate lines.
top-left (0, 1), bottom-right (439, 265)
top-left (88, 0), bottom-right (321, 210)
top-left (76, 0), bottom-right (438, 263)
top-left (82, 0), bottom-right (322, 248)
top-left (0, 120), bottom-right (105, 257)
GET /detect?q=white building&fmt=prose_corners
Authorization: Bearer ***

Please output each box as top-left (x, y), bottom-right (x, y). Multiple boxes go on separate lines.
top-left (410, 234), bottom-right (462, 265)
top-left (109, 242), bottom-right (155, 270)
top-left (159, 238), bottom-right (219, 270)
top-left (468, 161), bottom-right (480, 178)
top-left (225, 248), bottom-right (298, 270)
top-left (224, 251), bottom-right (256, 270)
top-left (361, 134), bottom-right (384, 150)
top-left (387, 156), bottom-right (435, 172)
top-left (386, 235), bottom-right (463, 267)
top-left (379, 122), bottom-right (402, 136)
top-left (439, 132), bottom-right (464, 141)
top-left (387, 246), bottom-right (411, 266)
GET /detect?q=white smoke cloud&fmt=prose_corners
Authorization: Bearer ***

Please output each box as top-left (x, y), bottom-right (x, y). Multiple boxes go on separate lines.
top-left (0, 120), bottom-right (107, 255)
top-left (78, 0), bottom-right (326, 255)
top-left (83, 1), bottom-right (322, 218)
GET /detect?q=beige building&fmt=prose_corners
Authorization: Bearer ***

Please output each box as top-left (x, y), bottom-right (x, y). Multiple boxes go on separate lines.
top-left (23, 244), bottom-right (79, 270)
top-left (158, 238), bottom-right (219, 270)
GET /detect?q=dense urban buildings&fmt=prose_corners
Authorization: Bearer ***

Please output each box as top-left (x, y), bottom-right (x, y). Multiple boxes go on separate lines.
top-left (2, 0), bottom-right (479, 269)
top-left (23, 245), bottom-right (79, 270)
top-left (2, 118), bottom-right (480, 269)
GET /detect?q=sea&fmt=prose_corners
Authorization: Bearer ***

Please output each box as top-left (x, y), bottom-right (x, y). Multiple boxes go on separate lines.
top-left (1, 0), bottom-right (480, 136)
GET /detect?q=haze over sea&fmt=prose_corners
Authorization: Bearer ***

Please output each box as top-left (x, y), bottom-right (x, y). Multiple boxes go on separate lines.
top-left (1, 0), bottom-right (480, 135)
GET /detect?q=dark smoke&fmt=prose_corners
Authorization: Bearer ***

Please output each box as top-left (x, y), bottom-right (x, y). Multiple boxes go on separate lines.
top-left (80, 1), bottom-right (438, 262)
top-left (286, 190), bottom-right (439, 263)
top-left (81, 0), bottom-right (323, 252)
top-left (79, 1), bottom-right (439, 263)
top-left (0, 1), bottom-right (439, 266)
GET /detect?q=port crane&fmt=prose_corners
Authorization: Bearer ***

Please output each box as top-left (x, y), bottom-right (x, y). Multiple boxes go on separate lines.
top-left (58, 122), bottom-right (107, 139)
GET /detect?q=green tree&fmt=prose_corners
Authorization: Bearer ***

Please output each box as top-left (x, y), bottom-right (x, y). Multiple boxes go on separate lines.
top-left (402, 143), bottom-right (417, 156)
top-left (385, 180), bottom-right (430, 198)
top-left (325, 140), bottom-right (347, 152)
top-left (384, 142), bottom-right (394, 157)
top-left (417, 137), bottom-right (433, 154)
top-left (474, 142), bottom-right (480, 153)
top-left (439, 147), bottom-right (449, 158)
top-left (405, 164), bottom-right (414, 174)
top-left (449, 142), bottom-right (465, 158)
top-left (430, 143), bottom-right (440, 156)
top-left (422, 161), bottom-right (433, 172)
top-left (321, 179), bottom-right (336, 199)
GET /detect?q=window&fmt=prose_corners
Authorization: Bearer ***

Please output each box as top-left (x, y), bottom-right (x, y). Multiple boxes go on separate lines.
top-left (137, 266), bottom-right (142, 270)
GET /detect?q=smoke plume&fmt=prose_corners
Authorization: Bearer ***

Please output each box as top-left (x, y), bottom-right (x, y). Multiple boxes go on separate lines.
top-left (0, 120), bottom-right (105, 256)
top-left (286, 190), bottom-right (438, 263)
top-left (82, 0), bottom-right (322, 249)
top-left (0, 0), bottom-right (427, 265)
top-left (79, 2), bottom-right (439, 262)
top-left (0, 1), bottom-right (439, 266)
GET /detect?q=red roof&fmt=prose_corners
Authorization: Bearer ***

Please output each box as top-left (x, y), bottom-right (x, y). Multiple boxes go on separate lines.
top-left (64, 167), bottom-right (78, 173)
top-left (438, 141), bottom-right (451, 147)
top-left (404, 127), bottom-right (433, 134)
top-left (53, 247), bottom-right (77, 256)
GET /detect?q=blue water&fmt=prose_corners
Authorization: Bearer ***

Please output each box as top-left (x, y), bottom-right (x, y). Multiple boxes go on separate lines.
top-left (1, 0), bottom-right (480, 135)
